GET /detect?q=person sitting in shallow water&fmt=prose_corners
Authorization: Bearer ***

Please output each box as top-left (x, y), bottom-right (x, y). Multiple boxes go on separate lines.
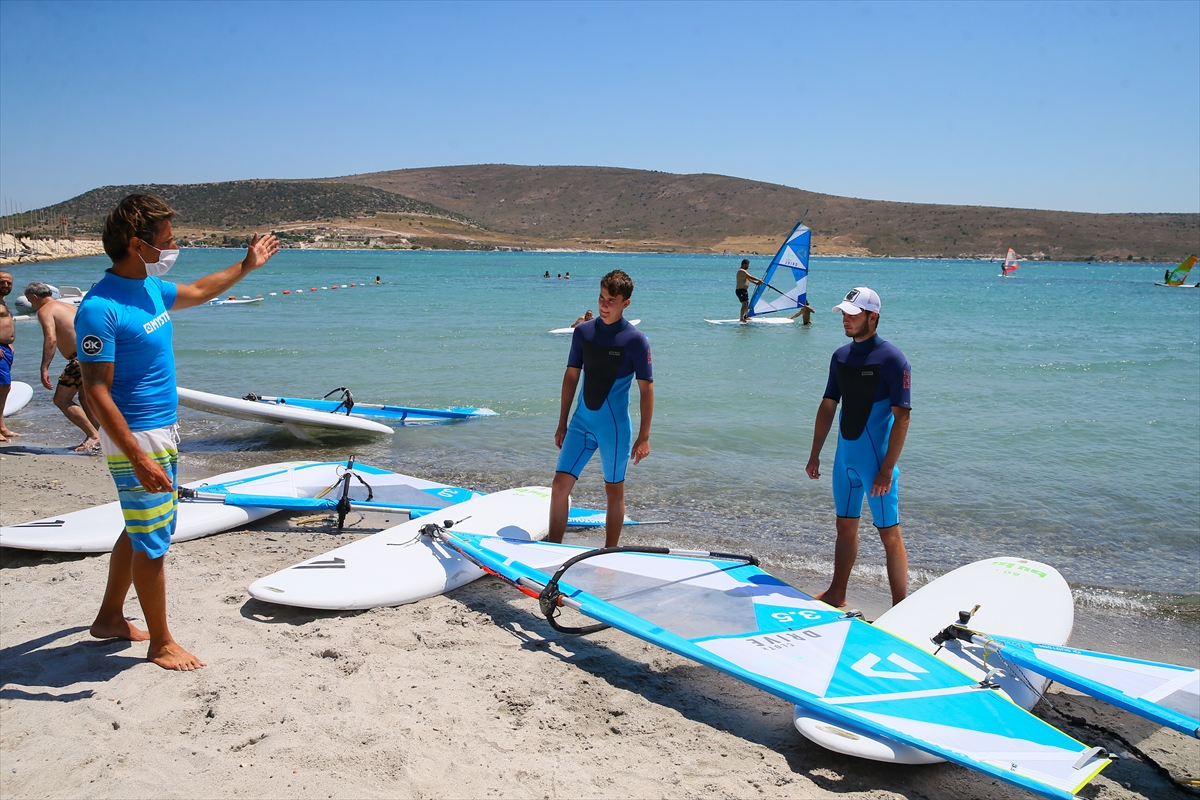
top-left (544, 271), bottom-right (551, 278)
top-left (571, 310), bottom-right (594, 328)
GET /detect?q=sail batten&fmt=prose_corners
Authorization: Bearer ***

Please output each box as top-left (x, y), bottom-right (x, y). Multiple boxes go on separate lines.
top-left (749, 220), bottom-right (810, 316)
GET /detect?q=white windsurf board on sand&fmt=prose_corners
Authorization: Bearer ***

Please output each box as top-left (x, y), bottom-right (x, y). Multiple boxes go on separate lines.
top-left (794, 556), bottom-right (1073, 764)
top-left (177, 387), bottom-right (393, 440)
top-left (550, 319), bottom-right (639, 334)
top-left (247, 487), bottom-right (551, 610)
top-left (3, 381), bottom-right (33, 415)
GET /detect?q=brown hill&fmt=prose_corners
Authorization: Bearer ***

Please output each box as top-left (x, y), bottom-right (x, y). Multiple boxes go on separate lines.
top-left (326, 164), bottom-right (1199, 261)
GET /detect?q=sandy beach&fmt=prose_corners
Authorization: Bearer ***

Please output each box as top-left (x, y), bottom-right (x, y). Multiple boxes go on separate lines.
top-left (0, 448), bottom-right (1194, 799)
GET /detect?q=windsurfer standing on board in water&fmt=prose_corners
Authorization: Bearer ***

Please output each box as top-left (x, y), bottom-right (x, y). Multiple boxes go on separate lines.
top-left (805, 287), bottom-right (912, 608)
top-left (735, 259), bottom-right (762, 323)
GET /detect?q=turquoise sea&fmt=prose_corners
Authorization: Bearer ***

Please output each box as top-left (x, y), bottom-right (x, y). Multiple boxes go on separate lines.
top-left (7, 250), bottom-right (1199, 630)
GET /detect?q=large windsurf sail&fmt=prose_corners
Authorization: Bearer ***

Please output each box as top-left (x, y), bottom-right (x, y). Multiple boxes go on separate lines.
top-left (1001, 247), bottom-right (1020, 276)
top-left (432, 532), bottom-right (1110, 799)
top-left (934, 623), bottom-right (1199, 738)
top-left (1164, 254), bottom-right (1197, 285)
top-left (748, 220), bottom-right (810, 317)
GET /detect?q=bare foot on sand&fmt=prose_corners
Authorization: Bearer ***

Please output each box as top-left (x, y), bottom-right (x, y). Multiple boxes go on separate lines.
top-left (813, 591), bottom-right (848, 609)
top-left (72, 436), bottom-right (100, 453)
top-left (90, 617), bottom-right (150, 641)
top-left (148, 642), bottom-right (206, 671)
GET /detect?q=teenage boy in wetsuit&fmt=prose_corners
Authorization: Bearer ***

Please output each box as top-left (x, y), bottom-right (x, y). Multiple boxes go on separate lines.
top-left (805, 287), bottom-right (911, 607)
top-left (550, 270), bottom-right (653, 548)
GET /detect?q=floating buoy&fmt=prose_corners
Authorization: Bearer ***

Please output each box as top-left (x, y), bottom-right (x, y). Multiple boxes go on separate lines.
top-left (310, 287), bottom-right (317, 292)
top-left (282, 290), bottom-right (290, 295)
top-left (331, 285), bottom-right (339, 290)
top-left (227, 295), bottom-right (235, 300)
top-left (268, 292), bottom-right (276, 296)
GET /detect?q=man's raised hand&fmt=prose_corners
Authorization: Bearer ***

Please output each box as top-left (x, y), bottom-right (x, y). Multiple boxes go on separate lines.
top-left (244, 233), bottom-right (281, 271)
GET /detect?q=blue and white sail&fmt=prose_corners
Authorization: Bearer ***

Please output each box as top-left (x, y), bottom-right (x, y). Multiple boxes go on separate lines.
top-left (748, 220), bottom-right (810, 317)
top-left (435, 533), bottom-right (1111, 800)
top-left (952, 633), bottom-right (1199, 738)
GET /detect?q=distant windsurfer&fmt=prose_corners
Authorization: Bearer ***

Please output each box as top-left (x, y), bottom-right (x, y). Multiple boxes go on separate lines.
top-left (571, 310), bottom-right (594, 328)
top-left (551, 270), bottom-right (653, 548)
top-left (77, 193), bottom-right (280, 670)
top-left (790, 303), bottom-right (815, 325)
top-left (1164, 269), bottom-right (1171, 283)
top-left (805, 287), bottom-right (911, 607)
top-left (735, 259), bottom-right (762, 323)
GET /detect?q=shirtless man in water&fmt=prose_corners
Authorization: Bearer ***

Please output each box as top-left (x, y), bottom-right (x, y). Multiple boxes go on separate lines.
top-left (24, 282), bottom-right (100, 451)
top-left (735, 259), bottom-right (762, 323)
top-left (0, 271), bottom-right (19, 442)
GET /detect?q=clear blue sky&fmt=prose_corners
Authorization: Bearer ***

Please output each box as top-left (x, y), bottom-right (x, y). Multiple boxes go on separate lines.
top-left (1, 0), bottom-right (1197, 214)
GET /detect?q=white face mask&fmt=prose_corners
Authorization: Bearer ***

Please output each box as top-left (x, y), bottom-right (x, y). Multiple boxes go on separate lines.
top-left (139, 241), bottom-right (179, 277)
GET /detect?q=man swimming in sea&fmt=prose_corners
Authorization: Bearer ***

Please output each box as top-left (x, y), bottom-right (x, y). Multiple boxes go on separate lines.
top-left (790, 303), bottom-right (815, 325)
top-left (735, 259), bottom-right (762, 323)
top-left (0, 271), bottom-right (19, 442)
top-left (805, 287), bottom-right (911, 607)
top-left (550, 270), bottom-right (653, 548)
top-left (24, 281), bottom-right (100, 451)
top-left (571, 309), bottom-right (594, 328)
top-left (78, 193), bottom-right (279, 670)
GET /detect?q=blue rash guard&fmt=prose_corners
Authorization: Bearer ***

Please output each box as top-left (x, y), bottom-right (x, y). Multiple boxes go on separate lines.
top-left (557, 316), bottom-right (652, 483)
top-left (75, 271), bottom-right (178, 431)
top-left (822, 334), bottom-right (911, 528)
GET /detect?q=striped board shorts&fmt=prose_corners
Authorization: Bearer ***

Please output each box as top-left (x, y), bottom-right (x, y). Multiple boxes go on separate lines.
top-left (98, 425), bottom-right (180, 559)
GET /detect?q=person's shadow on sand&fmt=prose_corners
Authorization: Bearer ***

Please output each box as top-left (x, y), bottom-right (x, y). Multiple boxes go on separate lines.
top-left (0, 625), bottom-right (143, 701)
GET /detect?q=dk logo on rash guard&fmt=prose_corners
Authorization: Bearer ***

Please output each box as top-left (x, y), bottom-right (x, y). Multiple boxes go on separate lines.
top-left (80, 335), bottom-right (103, 356)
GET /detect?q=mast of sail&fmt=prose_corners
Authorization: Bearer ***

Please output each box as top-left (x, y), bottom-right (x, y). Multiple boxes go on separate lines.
top-left (748, 220), bottom-right (811, 317)
top-left (1165, 254), bottom-right (1197, 285)
top-left (1002, 247), bottom-right (1019, 275)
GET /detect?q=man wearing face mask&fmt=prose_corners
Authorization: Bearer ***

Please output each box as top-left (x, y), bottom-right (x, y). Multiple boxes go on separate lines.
top-left (75, 193), bottom-right (279, 671)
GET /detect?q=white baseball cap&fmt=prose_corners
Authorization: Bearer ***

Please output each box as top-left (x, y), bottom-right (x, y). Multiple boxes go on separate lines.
top-left (832, 287), bottom-right (881, 316)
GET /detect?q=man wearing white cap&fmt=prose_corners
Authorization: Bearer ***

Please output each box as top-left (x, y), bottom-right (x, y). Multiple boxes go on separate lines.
top-left (805, 287), bottom-right (911, 607)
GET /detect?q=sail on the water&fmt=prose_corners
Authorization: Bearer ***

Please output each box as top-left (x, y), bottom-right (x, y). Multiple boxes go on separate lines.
top-left (1163, 254), bottom-right (1197, 286)
top-left (1001, 247), bottom-right (1020, 276)
top-left (434, 531), bottom-right (1111, 800)
top-left (748, 220), bottom-right (810, 317)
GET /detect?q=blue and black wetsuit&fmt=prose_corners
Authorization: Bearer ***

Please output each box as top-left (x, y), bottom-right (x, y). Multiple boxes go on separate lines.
top-left (556, 317), bottom-right (652, 484)
top-left (822, 334), bottom-right (911, 528)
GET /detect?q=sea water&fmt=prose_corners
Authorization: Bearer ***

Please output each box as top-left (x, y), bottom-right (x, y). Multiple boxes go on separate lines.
top-left (8, 250), bottom-right (1199, 622)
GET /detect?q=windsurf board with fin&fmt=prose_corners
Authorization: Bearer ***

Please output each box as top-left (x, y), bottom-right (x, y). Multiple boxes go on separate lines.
top-left (247, 487), bottom-right (551, 610)
top-left (177, 387), bottom-right (393, 440)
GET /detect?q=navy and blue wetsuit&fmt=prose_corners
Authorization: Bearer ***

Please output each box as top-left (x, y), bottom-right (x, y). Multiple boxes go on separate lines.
top-left (822, 334), bottom-right (911, 528)
top-left (556, 317), bottom-right (652, 484)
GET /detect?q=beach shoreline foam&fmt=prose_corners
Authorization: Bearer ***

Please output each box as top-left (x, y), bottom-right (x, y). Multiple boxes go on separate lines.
top-left (1, 449), bottom-right (1195, 799)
